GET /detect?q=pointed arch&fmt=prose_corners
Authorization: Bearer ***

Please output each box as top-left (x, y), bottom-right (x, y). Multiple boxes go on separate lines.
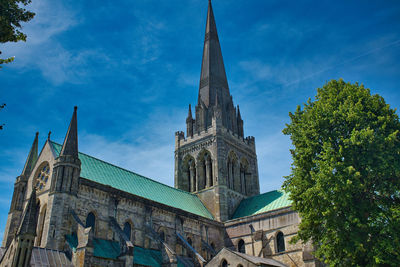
top-left (227, 151), bottom-right (238, 190)
top-left (123, 221), bottom-right (132, 241)
top-left (35, 204), bottom-right (47, 247)
top-left (276, 231), bottom-right (285, 253)
top-left (157, 226), bottom-right (167, 242)
top-left (197, 149), bottom-right (213, 190)
top-left (240, 157), bottom-right (250, 195)
top-left (237, 239), bottom-right (245, 253)
top-left (86, 212), bottom-right (96, 236)
top-left (182, 155), bottom-right (196, 192)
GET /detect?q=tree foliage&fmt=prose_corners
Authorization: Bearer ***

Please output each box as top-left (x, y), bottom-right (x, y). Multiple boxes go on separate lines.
top-left (283, 79), bottom-right (400, 266)
top-left (0, 103), bottom-right (5, 130)
top-left (0, 0), bottom-right (35, 67)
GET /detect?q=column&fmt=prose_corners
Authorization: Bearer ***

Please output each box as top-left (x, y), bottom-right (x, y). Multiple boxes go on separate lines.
top-left (205, 157), bottom-right (211, 188)
top-left (189, 165), bottom-right (195, 192)
top-left (228, 161), bottom-right (233, 189)
top-left (240, 168), bottom-right (245, 194)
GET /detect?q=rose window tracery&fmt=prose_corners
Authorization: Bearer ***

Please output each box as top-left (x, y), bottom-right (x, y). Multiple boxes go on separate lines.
top-left (34, 163), bottom-right (50, 191)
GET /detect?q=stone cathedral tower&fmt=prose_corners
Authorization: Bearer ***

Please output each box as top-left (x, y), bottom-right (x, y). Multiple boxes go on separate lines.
top-left (175, 0), bottom-right (260, 222)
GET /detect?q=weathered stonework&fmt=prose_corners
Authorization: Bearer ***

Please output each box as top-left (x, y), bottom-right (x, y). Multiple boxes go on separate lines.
top-left (1, 1), bottom-right (322, 267)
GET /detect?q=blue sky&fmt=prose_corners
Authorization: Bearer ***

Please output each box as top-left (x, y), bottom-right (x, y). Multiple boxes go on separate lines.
top-left (1, 0), bottom-right (399, 238)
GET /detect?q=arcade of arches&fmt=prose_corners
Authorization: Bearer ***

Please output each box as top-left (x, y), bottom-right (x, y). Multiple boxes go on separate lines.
top-left (182, 151), bottom-right (251, 194)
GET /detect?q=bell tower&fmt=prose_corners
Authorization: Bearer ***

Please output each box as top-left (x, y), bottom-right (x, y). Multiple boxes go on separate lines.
top-left (174, 0), bottom-right (259, 222)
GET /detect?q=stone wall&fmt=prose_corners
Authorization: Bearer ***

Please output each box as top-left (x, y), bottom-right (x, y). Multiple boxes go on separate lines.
top-left (224, 207), bottom-right (319, 267)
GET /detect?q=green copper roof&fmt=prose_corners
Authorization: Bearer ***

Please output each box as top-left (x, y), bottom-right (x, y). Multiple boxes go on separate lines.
top-left (65, 233), bottom-right (78, 252)
top-left (51, 142), bottom-right (213, 219)
top-left (93, 238), bottom-right (120, 259)
top-left (133, 247), bottom-right (162, 266)
top-left (66, 234), bottom-right (120, 259)
top-left (231, 190), bottom-right (292, 219)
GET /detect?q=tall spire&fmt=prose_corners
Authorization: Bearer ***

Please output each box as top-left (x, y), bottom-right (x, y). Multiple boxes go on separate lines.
top-left (18, 190), bottom-right (38, 236)
top-left (198, 0), bottom-right (229, 107)
top-left (60, 106), bottom-right (78, 158)
top-left (21, 132), bottom-right (39, 177)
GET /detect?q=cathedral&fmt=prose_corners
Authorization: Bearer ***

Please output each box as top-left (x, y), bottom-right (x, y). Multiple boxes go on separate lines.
top-left (0, 1), bottom-right (321, 266)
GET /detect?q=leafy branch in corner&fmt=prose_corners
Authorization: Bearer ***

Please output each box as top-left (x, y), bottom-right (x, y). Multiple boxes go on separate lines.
top-left (0, 0), bottom-right (35, 68)
top-left (0, 103), bottom-right (5, 130)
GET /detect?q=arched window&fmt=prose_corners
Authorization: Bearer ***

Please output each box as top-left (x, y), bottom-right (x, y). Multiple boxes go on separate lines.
top-left (183, 157), bottom-right (197, 192)
top-left (33, 162), bottom-right (50, 192)
top-left (240, 158), bottom-right (250, 195)
top-left (237, 239), bottom-right (245, 253)
top-left (36, 204), bottom-right (47, 246)
top-left (227, 152), bottom-right (238, 190)
top-left (159, 230), bottom-right (165, 242)
top-left (276, 232), bottom-right (285, 252)
top-left (237, 265), bottom-right (244, 267)
top-left (86, 212), bottom-right (96, 233)
top-left (221, 259), bottom-right (228, 267)
top-left (123, 222), bottom-right (131, 240)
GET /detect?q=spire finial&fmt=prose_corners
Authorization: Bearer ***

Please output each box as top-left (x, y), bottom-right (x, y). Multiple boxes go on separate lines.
top-left (60, 106), bottom-right (78, 158)
top-left (21, 132), bottom-right (39, 176)
top-left (47, 131), bottom-right (51, 140)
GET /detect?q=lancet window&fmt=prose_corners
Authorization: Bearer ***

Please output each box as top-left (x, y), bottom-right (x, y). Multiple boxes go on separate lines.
top-left (86, 212), bottom-right (96, 235)
top-left (238, 239), bottom-right (245, 253)
top-left (276, 231), bottom-right (285, 253)
top-left (123, 221), bottom-right (132, 241)
top-left (240, 158), bottom-right (250, 195)
top-left (35, 204), bottom-right (47, 247)
top-left (183, 156), bottom-right (197, 192)
top-left (227, 152), bottom-right (238, 190)
top-left (197, 150), bottom-right (213, 191)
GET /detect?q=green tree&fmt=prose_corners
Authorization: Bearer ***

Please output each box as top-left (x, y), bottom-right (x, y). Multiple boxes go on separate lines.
top-left (283, 79), bottom-right (400, 266)
top-left (0, 0), bottom-right (35, 67)
top-left (0, 103), bottom-right (5, 130)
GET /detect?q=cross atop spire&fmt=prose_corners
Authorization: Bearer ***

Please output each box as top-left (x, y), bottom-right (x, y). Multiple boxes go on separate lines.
top-left (198, 0), bottom-right (229, 108)
top-left (21, 132), bottom-right (39, 177)
top-left (60, 106), bottom-right (79, 158)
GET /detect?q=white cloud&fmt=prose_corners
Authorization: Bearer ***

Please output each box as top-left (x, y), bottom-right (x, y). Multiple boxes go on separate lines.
top-left (78, 107), bottom-right (186, 187)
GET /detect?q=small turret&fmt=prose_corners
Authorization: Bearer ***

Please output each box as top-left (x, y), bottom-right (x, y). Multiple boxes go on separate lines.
top-left (3, 132), bottom-right (39, 247)
top-left (60, 106), bottom-right (78, 158)
top-left (18, 190), bottom-right (39, 236)
top-left (10, 190), bottom-right (38, 267)
top-left (186, 104), bottom-right (194, 137)
top-left (237, 105), bottom-right (244, 137)
top-left (47, 107), bottom-right (82, 250)
top-left (50, 106), bottom-right (81, 195)
top-left (21, 132), bottom-right (39, 178)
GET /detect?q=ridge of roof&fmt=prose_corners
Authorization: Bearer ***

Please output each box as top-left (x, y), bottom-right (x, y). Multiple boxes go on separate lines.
top-left (229, 248), bottom-right (288, 266)
top-left (49, 141), bottom-right (214, 219)
top-left (51, 141), bottom-right (195, 197)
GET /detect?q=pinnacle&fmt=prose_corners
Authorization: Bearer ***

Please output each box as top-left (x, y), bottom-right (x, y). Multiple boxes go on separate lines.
top-left (60, 106), bottom-right (79, 158)
top-left (18, 190), bottom-right (38, 236)
top-left (21, 132), bottom-right (39, 177)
